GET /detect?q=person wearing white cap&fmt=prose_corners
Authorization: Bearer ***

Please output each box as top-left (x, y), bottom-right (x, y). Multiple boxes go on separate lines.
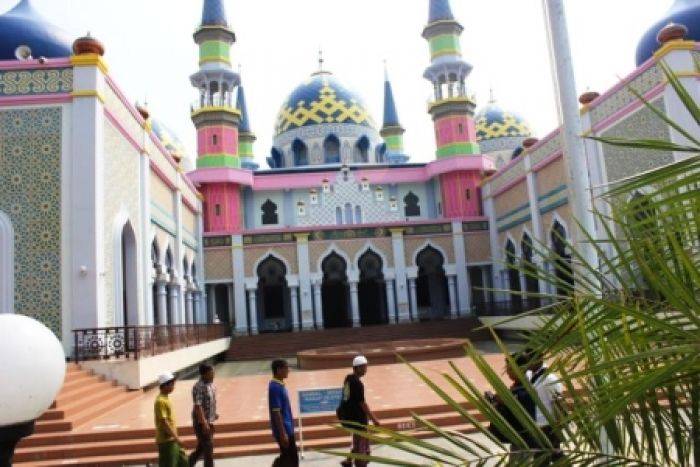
top-left (336, 355), bottom-right (379, 467)
top-left (154, 372), bottom-right (187, 466)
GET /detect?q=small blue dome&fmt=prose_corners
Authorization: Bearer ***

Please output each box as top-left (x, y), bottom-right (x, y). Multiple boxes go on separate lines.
top-left (476, 103), bottom-right (532, 142)
top-left (636, 0), bottom-right (700, 66)
top-left (275, 72), bottom-right (375, 137)
top-left (0, 0), bottom-right (72, 61)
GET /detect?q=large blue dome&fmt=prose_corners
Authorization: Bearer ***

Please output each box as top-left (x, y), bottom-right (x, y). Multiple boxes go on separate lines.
top-left (275, 72), bottom-right (376, 137)
top-left (0, 0), bottom-right (72, 61)
top-left (636, 0), bottom-right (700, 66)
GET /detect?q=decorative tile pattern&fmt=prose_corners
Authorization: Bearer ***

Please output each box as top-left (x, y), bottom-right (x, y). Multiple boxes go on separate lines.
top-left (536, 157), bottom-right (567, 196)
top-left (204, 249), bottom-right (233, 280)
top-left (489, 157), bottom-right (526, 194)
top-left (0, 108), bottom-right (62, 336)
top-left (244, 245), bottom-right (298, 277)
top-left (590, 64), bottom-right (663, 126)
top-left (150, 172), bottom-right (175, 215)
top-left (465, 232), bottom-right (491, 263)
top-left (601, 99), bottom-right (673, 183)
top-left (529, 131), bottom-right (561, 168)
top-left (0, 68), bottom-right (72, 96)
top-left (404, 236), bottom-right (455, 266)
top-left (103, 119), bottom-right (142, 327)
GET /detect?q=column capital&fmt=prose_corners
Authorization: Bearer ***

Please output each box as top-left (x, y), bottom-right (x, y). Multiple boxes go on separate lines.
top-left (294, 232), bottom-right (310, 243)
top-left (389, 228), bottom-right (405, 236)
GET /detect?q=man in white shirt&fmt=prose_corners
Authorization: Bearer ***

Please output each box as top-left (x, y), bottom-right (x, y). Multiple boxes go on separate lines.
top-left (527, 350), bottom-right (565, 465)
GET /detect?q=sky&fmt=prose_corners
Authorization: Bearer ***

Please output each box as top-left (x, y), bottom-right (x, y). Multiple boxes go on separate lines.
top-left (2, 0), bottom-right (672, 167)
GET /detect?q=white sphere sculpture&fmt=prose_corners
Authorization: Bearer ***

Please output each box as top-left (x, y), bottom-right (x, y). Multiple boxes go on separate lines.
top-left (0, 315), bottom-right (65, 426)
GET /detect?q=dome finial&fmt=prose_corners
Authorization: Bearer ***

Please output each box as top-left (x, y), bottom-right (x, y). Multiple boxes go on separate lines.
top-left (318, 47), bottom-right (324, 73)
top-left (488, 88), bottom-right (496, 104)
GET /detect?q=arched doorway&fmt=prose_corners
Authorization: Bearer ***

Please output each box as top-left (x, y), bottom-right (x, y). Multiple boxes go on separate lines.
top-left (0, 210), bottom-right (14, 314)
top-left (321, 252), bottom-right (351, 328)
top-left (415, 246), bottom-right (449, 320)
top-left (257, 256), bottom-right (292, 332)
top-left (214, 284), bottom-right (230, 324)
top-left (357, 250), bottom-right (387, 326)
top-left (521, 233), bottom-right (540, 308)
top-left (505, 239), bottom-right (522, 311)
top-left (551, 221), bottom-right (573, 296)
top-left (120, 222), bottom-right (138, 326)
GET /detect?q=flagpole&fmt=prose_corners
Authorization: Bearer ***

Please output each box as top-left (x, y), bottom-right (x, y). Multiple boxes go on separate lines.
top-left (542, 0), bottom-right (600, 289)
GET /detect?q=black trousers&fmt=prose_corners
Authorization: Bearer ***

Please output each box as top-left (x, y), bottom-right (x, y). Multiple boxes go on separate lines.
top-left (188, 423), bottom-right (214, 467)
top-left (272, 437), bottom-right (299, 467)
top-left (539, 426), bottom-right (564, 465)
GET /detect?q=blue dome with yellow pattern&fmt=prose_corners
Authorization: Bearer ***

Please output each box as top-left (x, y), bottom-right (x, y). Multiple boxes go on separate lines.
top-left (475, 102), bottom-right (532, 154)
top-left (275, 72), bottom-right (376, 137)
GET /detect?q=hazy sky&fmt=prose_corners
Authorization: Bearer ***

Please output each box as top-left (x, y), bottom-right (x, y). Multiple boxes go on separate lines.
top-left (2, 0), bottom-right (672, 166)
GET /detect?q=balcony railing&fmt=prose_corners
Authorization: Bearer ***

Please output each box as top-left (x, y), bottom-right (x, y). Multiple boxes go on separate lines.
top-left (72, 324), bottom-right (230, 363)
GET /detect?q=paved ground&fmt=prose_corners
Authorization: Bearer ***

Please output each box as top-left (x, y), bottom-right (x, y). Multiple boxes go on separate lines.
top-left (79, 340), bottom-right (520, 434)
top-left (212, 434), bottom-right (502, 466)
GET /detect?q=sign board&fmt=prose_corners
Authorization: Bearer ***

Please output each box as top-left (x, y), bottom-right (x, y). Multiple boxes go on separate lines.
top-left (298, 388), bottom-right (343, 415)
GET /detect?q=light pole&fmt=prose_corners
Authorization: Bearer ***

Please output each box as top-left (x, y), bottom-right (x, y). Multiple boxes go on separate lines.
top-left (542, 0), bottom-right (600, 286)
top-left (0, 315), bottom-right (65, 465)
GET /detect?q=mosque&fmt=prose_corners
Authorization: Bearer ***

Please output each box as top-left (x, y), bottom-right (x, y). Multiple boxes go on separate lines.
top-left (0, 0), bottom-right (699, 384)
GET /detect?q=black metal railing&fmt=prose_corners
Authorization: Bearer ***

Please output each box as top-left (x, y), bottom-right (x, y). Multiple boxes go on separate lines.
top-left (72, 324), bottom-right (230, 363)
top-left (473, 297), bottom-right (558, 317)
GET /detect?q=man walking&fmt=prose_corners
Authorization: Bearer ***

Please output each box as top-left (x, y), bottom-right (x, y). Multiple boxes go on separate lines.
top-left (527, 350), bottom-right (565, 464)
top-left (154, 373), bottom-right (187, 467)
top-left (338, 356), bottom-right (380, 467)
top-left (189, 364), bottom-right (218, 467)
top-left (268, 359), bottom-right (298, 467)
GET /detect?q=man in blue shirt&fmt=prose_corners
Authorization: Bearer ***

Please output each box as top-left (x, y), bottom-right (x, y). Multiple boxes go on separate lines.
top-left (268, 359), bottom-right (297, 467)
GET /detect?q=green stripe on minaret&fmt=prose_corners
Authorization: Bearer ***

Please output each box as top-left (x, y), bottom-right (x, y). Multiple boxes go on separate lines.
top-left (436, 142), bottom-right (480, 157)
top-left (197, 154), bottom-right (240, 168)
top-left (239, 141), bottom-right (254, 157)
top-left (199, 41), bottom-right (231, 62)
top-left (429, 34), bottom-right (461, 58)
top-left (384, 134), bottom-right (404, 151)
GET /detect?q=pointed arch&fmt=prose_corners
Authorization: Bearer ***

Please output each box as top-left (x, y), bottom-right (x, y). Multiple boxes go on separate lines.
top-left (321, 251), bottom-right (351, 328)
top-left (354, 136), bottom-right (370, 163)
top-left (404, 191), bottom-right (421, 217)
top-left (292, 139), bottom-right (308, 166)
top-left (114, 215), bottom-right (139, 327)
top-left (357, 249), bottom-right (388, 326)
top-left (324, 134), bottom-right (341, 164)
top-left (550, 220), bottom-right (573, 296)
top-left (0, 210), bottom-right (14, 314)
top-left (256, 255), bottom-right (292, 331)
top-left (415, 245), bottom-right (449, 319)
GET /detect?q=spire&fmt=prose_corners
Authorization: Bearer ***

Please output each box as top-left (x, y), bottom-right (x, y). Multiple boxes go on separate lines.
top-left (201, 0), bottom-right (228, 27)
top-left (429, 0), bottom-right (455, 23)
top-left (382, 64), bottom-right (401, 128)
top-left (236, 81), bottom-right (251, 133)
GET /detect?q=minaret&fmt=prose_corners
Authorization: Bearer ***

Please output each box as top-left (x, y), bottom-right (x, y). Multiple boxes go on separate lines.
top-left (423, 0), bottom-right (480, 158)
top-left (380, 65), bottom-right (409, 164)
top-left (190, 0), bottom-right (241, 169)
top-left (190, 0), bottom-right (244, 235)
top-left (423, 0), bottom-right (482, 220)
top-left (236, 75), bottom-right (259, 170)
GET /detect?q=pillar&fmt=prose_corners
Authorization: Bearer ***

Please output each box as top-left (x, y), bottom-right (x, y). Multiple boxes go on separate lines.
top-left (290, 286), bottom-right (300, 331)
top-left (168, 282), bottom-right (180, 324)
top-left (157, 281), bottom-right (168, 325)
top-left (185, 290), bottom-right (194, 324)
top-left (524, 155), bottom-right (549, 297)
top-left (247, 288), bottom-right (258, 335)
top-left (313, 281), bottom-right (324, 329)
top-left (232, 235), bottom-right (248, 335)
top-left (139, 147), bottom-right (152, 325)
top-left (385, 279), bottom-right (397, 324)
top-left (447, 275), bottom-right (458, 318)
top-left (295, 234), bottom-right (314, 330)
top-left (390, 229), bottom-right (410, 320)
top-left (349, 281), bottom-right (360, 327)
top-left (174, 191), bottom-right (185, 324)
top-left (408, 278), bottom-right (418, 322)
top-left (452, 221), bottom-right (471, 315)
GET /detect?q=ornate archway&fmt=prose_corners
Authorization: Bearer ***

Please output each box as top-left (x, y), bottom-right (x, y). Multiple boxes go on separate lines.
top-left (357, 250), bottom-right (388, 326)
top-left (321, 252), bottom-right (351, 328)
top-left (119, 222), bottom-right (138, 326)
top-left (256, 256), bottom-right (292, 332)
top-left (415, 246), bottom-right (449, 320)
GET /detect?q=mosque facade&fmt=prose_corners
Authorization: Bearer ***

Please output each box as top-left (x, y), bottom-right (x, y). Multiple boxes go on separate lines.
top-left (0, 0), bottom-right (699, 367)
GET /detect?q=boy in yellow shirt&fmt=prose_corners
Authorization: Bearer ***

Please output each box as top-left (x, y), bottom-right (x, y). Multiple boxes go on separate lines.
top-left (154, 373), bottom-right (187, 467)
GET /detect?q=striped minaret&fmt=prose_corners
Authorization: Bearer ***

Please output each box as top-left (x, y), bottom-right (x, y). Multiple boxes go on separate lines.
top-left (380, 66), bottom-right (409, 164)
top-left (423, 0), bottom-right (480, 158)
top-left (236, 77), bottom-right (258, 170)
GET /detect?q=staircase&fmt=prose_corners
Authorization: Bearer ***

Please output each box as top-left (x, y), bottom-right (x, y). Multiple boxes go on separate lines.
top-left (228, 317), bottom-right (490, 360)
top-left (14, 402), bottom-right (486, 465)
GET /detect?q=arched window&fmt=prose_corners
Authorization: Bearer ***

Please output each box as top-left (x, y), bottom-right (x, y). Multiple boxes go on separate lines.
top-left (270, 148), bottom-right (284, 169)
top-left (505, 239), bottom-right (522, 309)
top-left (355, 136), bottom-right (370, 163)
top-left (551, 221), bottom-right (573, 296)
top-left (521, 233), bottom-right (540, 307)
top-left (292, 139), bottom-right (308, 166)
top-left (336, 207), bottom-right (343, 225)
top-left (376, 143), bottom-right (387, 164)
top-left (344, 203), bottom-right (354, 225)
top-left (165, 247), bottom-right (174, 274)
top-left (404, 191), bottom-right (421, 217)
top-left (151, 240), bottom-right (160, 269)
top-left (324, 135), bottom-right (341, 164)
top-left (261, 199), bottom-right (279, 225)
top-left (354, 206), bottom-right (363, 224)
top-left (183, 258), bottom-right (190, 278)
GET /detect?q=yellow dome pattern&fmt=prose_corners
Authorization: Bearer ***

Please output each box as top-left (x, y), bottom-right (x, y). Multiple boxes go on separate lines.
top-left (475, 104), bottom-right (532, 142)
top-left (275, 73), bottom-right (375, 136)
